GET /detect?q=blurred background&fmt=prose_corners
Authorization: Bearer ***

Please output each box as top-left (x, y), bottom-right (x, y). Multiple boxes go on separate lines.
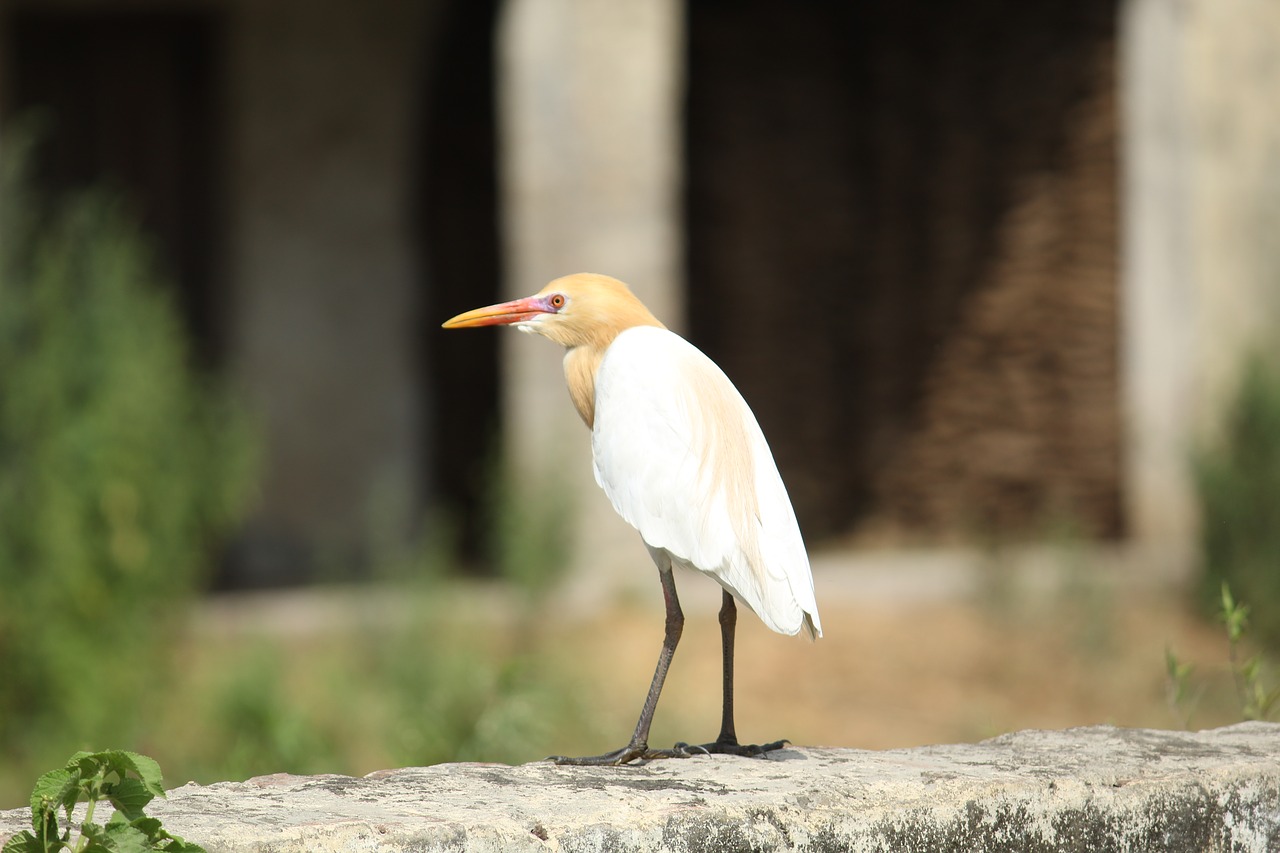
top-left (1, 0), bottom-right (1278, 807)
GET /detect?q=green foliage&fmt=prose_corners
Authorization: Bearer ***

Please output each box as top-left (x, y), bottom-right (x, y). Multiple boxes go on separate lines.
top-left (196, 646), bottom-right (344, 780)
top-left (1195, 352), bottom-right (1280, 651)
top-left (1166, 583), bottom-right (1279, 726)
top-left (484, 455), bottom-right (574, 599)
top-left (1219, 583), bottom-right (1280, 721)
top-left (2, 750), bottom-right (203, 853)
top-left (0, 135), bottom-right (590, 807)
top-left (0, 142), bottom-right (256, 779)
top-left (1163, 645), bottom-right (1199, 730)
top-left (127, 527), bottom-right (595, 791)
top-left (366, 585), bottom-right (587, 767)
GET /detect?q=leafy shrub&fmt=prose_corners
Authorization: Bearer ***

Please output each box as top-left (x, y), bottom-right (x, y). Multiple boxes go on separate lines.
top-left (367, 588), bottom-right (589, 767)
top-left (1195, 352), bottom-right (1280, 651)
top-left (2, 750), bottom-right (203, 853)
top-left (197, 645), bottom-right (343, 781)
top-left (0, 141), bottom-right (256, 784)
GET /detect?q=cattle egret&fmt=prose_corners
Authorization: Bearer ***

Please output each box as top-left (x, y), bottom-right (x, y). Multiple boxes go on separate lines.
top-left (442, 273), bottom-right (821, 765)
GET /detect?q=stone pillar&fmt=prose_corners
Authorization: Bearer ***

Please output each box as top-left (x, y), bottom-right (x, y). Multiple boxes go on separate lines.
top-left (1184, 0), bottom-right (1280, 409)
top-left (1120, 0), bottom-right (1280, 567)
top-left (498, 0), bottom-right (685, 601)
top-left (226, 0), bottom-right (435, 577)
top-left (1120, 0), bottom-right (1198, 560)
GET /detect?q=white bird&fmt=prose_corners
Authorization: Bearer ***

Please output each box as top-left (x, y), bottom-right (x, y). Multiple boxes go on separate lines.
top-left (443, 273), bottom-right (821, 765)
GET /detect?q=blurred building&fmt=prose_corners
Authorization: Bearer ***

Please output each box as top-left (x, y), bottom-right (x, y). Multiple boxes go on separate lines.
top-left (0, 0), bottom-right (1276, 590)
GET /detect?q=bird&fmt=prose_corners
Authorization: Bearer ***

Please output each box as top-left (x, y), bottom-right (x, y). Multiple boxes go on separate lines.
top-left (442, 272), bottom-right (821, 765)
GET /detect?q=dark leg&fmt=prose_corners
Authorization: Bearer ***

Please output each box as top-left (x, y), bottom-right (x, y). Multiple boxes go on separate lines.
top-left (550, 565), bottom-right (698, 765)
top-left (716, 589), bottom-right (740, 745)
top-left (694, 590), bottom-right (788, 757)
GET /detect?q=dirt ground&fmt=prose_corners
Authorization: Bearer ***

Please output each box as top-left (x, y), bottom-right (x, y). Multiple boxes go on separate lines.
top-left (543, 575), bottom-right (1243, 757)
top-left (186, 553), bottom-right (1253, 769)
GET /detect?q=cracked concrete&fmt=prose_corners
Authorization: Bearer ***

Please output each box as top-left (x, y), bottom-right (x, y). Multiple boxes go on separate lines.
top-left (2, 723), bottom-right (1278, 851)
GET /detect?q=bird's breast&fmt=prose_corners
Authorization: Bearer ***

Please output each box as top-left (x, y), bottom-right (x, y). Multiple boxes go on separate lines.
top-left (563, 346), bottom-right (604, 428)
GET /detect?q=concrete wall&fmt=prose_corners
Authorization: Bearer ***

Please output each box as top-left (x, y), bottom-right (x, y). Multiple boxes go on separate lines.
top-left (3, 724), bottom-right (1277, 851)
top-left (0, 0), bottom-right (441, 579)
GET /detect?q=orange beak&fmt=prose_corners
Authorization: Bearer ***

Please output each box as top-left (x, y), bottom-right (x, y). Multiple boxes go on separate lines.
top-left (441, 294), bottom-right (557, 329)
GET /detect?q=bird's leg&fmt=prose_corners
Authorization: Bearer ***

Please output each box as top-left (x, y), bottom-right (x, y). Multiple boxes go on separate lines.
top-left (691, 590), bottom-right (788, 757)
top-left (715, 589), bottom-right (741, 745)
top-left (550, 565), bottom-right (696, 765)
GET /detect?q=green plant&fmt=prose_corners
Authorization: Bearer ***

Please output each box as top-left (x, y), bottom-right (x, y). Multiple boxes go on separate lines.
top-left (199, 647), bottom-right (343, 781)
top-left (1163, 644), bottom-right (1200, 729)
top-left (0, 136), bottom-right (256, 794)
top-left (2, 750), bottom-right (203, 853)
top-left (1166, 583), bottom-right (1279, 726)
top-left (1219, 583), bottom-right (1280, 721)
top-left (361, 569), bottom-right (595, 767)
top-left (1195, 351), bottom-right (1280, 651)
top-left (484, 454), bottom-right (574, 600)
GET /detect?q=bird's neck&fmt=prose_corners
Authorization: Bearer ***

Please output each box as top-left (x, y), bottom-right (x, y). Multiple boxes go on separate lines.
top-left (562, 321), bottom-right (664, 429)
top-left (554, 292), bottom-right (665, 429)
top-left (564, 346), bottom-right (605, 428)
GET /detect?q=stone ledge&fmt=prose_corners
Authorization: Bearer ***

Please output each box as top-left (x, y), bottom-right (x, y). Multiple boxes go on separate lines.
top-left (3, 724), bottom-right (1278, 852)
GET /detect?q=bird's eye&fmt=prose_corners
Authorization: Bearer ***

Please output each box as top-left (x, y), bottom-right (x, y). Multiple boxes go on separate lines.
top-left (549, 293), bottom-right (566, 309)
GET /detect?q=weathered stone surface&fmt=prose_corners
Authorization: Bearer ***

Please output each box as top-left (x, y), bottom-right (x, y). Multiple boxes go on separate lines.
top-left (3, 724), bottom-right (1278, 852)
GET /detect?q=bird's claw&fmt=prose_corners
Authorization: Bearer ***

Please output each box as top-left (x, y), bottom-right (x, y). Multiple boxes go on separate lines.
top-left (695, 737), bottom-right (790, 757)
top-left (548, 744), bottom-right (651, 766)
top-left (549, 738), bottom-right (787, 765)
top-left (548, 741), bottom-right (709, 765)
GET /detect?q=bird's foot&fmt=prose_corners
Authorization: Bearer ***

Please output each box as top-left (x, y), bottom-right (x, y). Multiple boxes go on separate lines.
top-left (686, 736), bottom-right (789, 758)
top-left (549, 742), bottom-right (705, 766)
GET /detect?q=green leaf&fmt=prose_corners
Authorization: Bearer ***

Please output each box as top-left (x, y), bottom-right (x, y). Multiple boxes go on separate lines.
top-left (100, 822), bottom-right (154, 853)
top-left (96, 751), bottom-right (165, 798)
top-left (159, 840), bottom-right (206, 853)
top-left (79, 820), bottom-right (151, 853)
top-left (66, 753), bottom-right (107, 786)
top-left (1241, 655), bottom-right (1261, 684)
top-left (104, 778), bottom-right (154, 821)
top-left (1220, 582), bottom-right (1250, 643)
top-left (31, 807), bottom-right (66, 852)
top-left (126, 817), bottom-right (162, 838)
top-left (29, 767), bottom-right (80, 825)
top-left (66, 751), bottom-right (108, 773)
top-left (63, 750), bottom-right (166, 797)
top-left (2, 831), bottom-right (44, 853)
top-left (128, 817), bottom-right (205, 853)
top-left (1164, 647), bottom-right (1192, 681)
top-left (1262, 685), bottom-right (1280, 720)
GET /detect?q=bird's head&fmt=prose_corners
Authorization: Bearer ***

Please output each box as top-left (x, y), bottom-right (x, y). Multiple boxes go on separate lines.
top-left (442, 273), bottom-right (664, 350)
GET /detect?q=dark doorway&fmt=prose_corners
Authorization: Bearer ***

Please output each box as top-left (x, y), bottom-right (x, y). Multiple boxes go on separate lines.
top-left (417, 0), bottom-right (504, 570)
top-left (685, 1), bottom-right (1122, 543)
top-left (3, 9), bottom-right (225, 366)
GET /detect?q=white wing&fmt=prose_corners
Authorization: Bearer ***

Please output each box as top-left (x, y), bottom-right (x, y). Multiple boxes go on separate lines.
top-left (590, 326), bottom-right (821, 638)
